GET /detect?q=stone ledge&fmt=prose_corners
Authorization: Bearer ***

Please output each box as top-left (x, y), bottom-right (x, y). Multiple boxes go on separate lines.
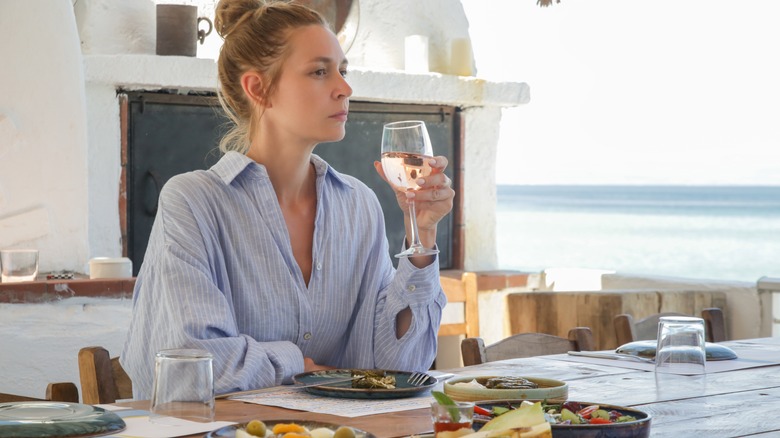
top-left (0, 278), bottom-right (135, 303)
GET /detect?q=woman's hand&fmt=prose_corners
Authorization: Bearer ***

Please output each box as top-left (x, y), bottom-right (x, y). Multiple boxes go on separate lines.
top-left (304, 357), bottom-right (336, 372)
top-left (374, 156), bottom-right (455, 251)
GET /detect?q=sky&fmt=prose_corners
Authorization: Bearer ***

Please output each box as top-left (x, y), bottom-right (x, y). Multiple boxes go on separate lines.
top-left (461, 0), bottom-right (780, 186)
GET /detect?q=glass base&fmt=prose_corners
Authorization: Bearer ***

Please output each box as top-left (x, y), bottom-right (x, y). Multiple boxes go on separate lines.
top-left (394, 246), bottom-right (439, 258)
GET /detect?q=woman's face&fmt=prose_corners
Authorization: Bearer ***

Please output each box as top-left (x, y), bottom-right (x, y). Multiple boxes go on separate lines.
top-left (263, 24), bottom-right (352, 146)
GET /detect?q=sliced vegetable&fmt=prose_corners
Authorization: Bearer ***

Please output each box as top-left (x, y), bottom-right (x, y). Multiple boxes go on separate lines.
top-left (473, 405), bottom-right (492, 416)
top-left (576, 405), bottom-right (599, 419)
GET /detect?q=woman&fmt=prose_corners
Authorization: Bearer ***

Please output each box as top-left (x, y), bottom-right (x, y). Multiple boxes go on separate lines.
top-left (121, 0), bottom-right (455, 399)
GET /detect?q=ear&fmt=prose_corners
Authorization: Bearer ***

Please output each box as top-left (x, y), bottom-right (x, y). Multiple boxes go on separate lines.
top-left (240, 71), bottom-right (270, 107)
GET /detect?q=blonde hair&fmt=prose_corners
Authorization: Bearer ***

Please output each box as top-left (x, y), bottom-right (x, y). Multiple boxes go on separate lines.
top-left (214, 0), bottom-right (326, 154)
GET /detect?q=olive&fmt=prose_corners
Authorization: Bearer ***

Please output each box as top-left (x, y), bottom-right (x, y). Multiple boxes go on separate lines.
top-left (333, 426), bottom-right (355, 438)
top-left (246, 419), bottom-right (267, 437)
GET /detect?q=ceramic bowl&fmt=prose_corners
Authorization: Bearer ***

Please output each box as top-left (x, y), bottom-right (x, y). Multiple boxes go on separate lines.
top-left (474, 400), bottom-right (651, 438)
top-left (443, 375), bottom-right (568, 402)
top-left (88, 257), bottom-right (132, 279)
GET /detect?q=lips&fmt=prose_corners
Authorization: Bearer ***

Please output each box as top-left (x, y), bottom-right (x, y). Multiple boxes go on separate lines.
top-left (329, 111), bottom-right (348, 122)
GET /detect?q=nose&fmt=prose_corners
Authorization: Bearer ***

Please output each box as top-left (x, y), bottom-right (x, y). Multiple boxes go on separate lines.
top-left (334, 74), bottom-right (353, 100)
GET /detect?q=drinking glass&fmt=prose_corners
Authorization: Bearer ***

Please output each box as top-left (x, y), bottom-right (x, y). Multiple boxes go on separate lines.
top-left (1, 249), bottom-right (39, 283)
top-left (430, 401), bottom-right (474, 437)
top-left (655, 316), bottom-right (706, 375)
top-left (381, 120), bottom-right (439, 258)
top-left (150, 348), bottom-right (215, 423)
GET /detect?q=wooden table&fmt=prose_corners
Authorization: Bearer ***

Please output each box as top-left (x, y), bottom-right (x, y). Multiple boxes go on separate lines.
top-left (120, 338), bottom-right (780, 437)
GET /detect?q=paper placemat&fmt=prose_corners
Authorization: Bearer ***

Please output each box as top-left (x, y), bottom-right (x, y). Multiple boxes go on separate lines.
top-left (546, 342), bottom-right (780, 374)
top-left (230, 372), bottom-right (455, 418)
top-left (233, 388), bottom-right (433, 418)
top-left (97, 406), bottom-right (235, 438)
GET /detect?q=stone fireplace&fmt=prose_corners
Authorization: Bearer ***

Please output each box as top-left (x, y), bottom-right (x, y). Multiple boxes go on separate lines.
top-left (0, 0), bottom-right (528, 276)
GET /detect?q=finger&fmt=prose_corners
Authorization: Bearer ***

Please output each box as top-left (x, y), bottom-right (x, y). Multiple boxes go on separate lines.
top-left (428, 156), bottom-right (448, 173)
top-left (373, 160), bottom-right (389, 183)
top-left (417, 172), bottom-right (451, 188)
top-left (415, 186), bottom-right (455, 203)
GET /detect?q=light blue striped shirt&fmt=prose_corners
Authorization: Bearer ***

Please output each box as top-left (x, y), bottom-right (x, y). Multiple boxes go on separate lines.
top-left (121, 151), bottom-right (446, 399)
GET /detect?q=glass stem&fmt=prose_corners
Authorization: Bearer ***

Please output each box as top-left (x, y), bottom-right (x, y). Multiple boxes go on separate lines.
top-left (408, 199), bottom-right (423, 250)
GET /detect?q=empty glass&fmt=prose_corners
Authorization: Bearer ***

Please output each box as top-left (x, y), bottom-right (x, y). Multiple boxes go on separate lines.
top-left (655, 316), bottom-right (706, 375)
top-left (1, 249), bottom-right (39, 283)
top-left (150, 348), bottom-right (214, 423)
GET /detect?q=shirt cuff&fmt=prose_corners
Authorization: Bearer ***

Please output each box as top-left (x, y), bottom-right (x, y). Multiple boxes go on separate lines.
top-left (264, 340), bottom-right (305, 384)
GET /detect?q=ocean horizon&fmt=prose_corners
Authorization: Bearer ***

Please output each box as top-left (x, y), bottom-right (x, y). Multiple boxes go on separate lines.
top-left (495, 184), bottom-right (780, 283)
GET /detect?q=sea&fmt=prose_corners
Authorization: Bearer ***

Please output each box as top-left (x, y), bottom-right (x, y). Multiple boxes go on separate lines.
top-left (495, 185), bottom-right (780, 283)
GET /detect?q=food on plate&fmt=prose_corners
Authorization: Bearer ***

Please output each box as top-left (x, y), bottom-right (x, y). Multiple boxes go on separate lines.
top-left (475, 401), bottom-right (639, 426)
top-left (451, 402), bottom-right (551, 438)
top-left (351, 370), bottom-right (396, 389)
top-left (235, 421), bottom-right (357, 438)
top-left (246, 420), bottom-right (267, 437)
top-left (545, 401), bottom-right (637, 425)
top-left (481, 377), bottom-right (538, 390)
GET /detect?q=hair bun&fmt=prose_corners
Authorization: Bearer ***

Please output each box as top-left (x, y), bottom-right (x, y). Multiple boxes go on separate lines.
top-left (214, 0), bottom-right (264, 39)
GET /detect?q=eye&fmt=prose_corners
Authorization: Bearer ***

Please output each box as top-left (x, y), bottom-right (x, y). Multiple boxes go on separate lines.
top-left (340, 69), bottom-right (348, 78)
top-left (313, 68), bottom-right (327, 77)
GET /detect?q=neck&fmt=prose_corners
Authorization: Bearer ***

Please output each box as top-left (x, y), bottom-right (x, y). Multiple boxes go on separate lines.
top-left (246, 131), bottom-right (316, 205)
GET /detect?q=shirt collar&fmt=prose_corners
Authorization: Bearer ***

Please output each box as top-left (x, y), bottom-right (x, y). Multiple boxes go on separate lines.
top-left (211, 150), bottom-right (354, 190)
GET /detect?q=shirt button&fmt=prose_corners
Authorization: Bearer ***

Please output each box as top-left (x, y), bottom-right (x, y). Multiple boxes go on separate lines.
top-left (316, 263), bottom-right (322, 271)
top-left (303, 332), bottom-right (312, 340)
top-left (407, 285), bottom-right (416, 292)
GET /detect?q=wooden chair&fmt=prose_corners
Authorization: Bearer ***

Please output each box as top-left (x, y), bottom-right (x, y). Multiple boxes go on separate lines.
top-left (439, 271), bottom-right (479, 338)
top-left (460, 327), bottom-right (596, 366)
top-left (0, 382), bottom-right (79, 403)
top-left (613, 307), bottom-right (726, 346)
top-left (78, 346), bottom-right (133, 404)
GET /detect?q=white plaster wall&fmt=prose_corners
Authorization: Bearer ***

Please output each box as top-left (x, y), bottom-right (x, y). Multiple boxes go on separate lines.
top-left (462, 106), bottom-right (502, 271)
top-left (74, 0), bottom-right (156, 55)
top-left (0, 0), bottom-right (90, 273)
top-left (86, 83), bottom-right (123, 263)
top-left (345, 0), bottom-right (474, 74)
top-left (0, 298), bottom-right (132, 399)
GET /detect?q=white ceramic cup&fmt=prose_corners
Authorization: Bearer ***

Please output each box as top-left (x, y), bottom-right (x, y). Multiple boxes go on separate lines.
top-left (1, 249), bottom-right (39, 283)
top-left (655, 316), bottom-right (707, 375)
top-left (150, 348), bottom-right (215, 423)
top-left (89, 257), bottom-right (132, 279)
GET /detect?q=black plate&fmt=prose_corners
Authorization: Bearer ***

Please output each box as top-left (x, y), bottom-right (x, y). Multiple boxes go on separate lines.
top-left (292, 369), bottom-right (437, 399)
top-left (0, 402), bottom-right (126, 438)
top-left (474, 400), bottom-right (651, 438)
top-left (206, 419), bottom-right (376, 438)
top-left (616, 340), bottom-right (738, 361)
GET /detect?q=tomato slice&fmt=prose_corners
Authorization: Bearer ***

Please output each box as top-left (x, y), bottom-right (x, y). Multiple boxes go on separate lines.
top-left (473, 406), bottom-right (492, 416)
top-left (577, 405), bottom-right (600, 419)
top-left (589, 418), bottom-right (612, 425)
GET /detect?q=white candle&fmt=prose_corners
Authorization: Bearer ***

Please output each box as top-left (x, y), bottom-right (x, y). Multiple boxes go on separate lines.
top-left (450, 38), bottom-right (474, 76)
top-left (404, 35), bottom-right (430, 73)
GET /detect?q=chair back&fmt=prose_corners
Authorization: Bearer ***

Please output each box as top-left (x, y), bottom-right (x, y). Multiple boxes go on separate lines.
top-left (0, 383), bottom-right (78, 403)
top-left (78, 346), bottom-right (133, 404)
top-left (613, 307), bottom-right (726, 346)
top-left (461, 327), bottom-right (595, 366)
top-left (439, 271), bottom-right (479, 338)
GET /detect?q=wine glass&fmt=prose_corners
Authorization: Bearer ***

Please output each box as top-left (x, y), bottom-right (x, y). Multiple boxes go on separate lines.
top-left (381, 120), bottom-right (440, 258)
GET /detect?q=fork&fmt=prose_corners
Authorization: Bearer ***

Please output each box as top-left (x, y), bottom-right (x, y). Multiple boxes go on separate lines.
top-left (407, 371), bottom-right (432, 387)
